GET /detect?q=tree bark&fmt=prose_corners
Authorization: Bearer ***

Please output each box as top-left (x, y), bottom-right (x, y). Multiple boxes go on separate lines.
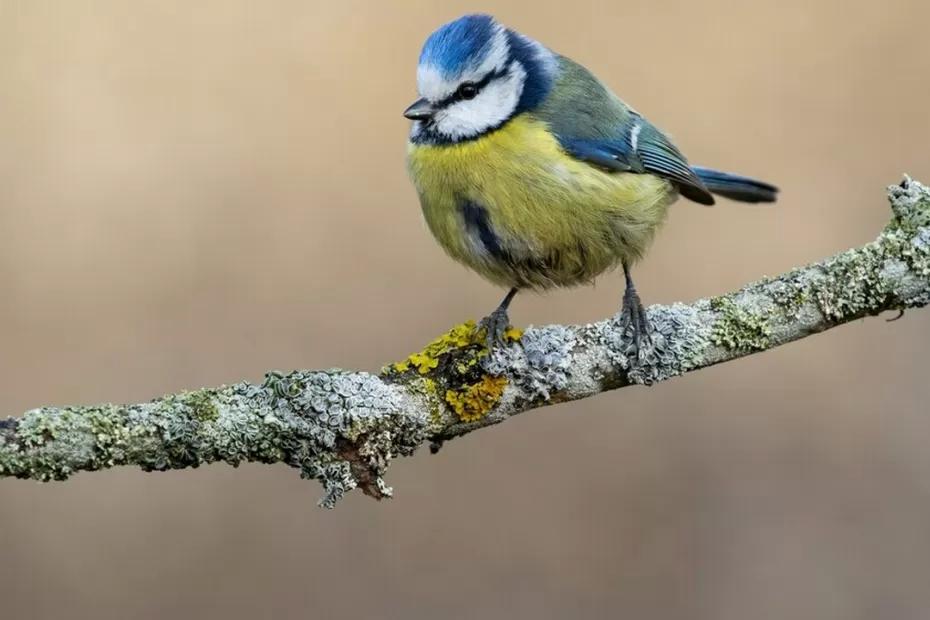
top-left (2, 178), bottom-right (929, 508)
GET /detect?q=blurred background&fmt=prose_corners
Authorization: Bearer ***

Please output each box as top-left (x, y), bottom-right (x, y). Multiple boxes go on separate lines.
top-left (1, 1), bottom-right (929, 618)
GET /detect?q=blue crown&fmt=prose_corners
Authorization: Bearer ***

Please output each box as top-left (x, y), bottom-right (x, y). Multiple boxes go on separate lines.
top-left (418, 14), bottom-right (500, 78)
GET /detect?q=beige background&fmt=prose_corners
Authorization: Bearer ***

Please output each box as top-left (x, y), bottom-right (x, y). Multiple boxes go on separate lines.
top-left (1, 1), bottom-right (929, 619)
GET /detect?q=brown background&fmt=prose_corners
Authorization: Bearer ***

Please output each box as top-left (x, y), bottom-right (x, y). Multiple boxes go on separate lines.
top-left (1, 1), bottom-right (929, 619)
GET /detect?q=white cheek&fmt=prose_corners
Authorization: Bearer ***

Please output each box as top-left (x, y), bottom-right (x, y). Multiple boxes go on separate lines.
top-left (434, 64), bottom-right (526, 141)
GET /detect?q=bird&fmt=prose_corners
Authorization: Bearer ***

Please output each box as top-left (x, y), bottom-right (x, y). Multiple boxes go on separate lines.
top-left (404, 14), bottom-right (777, 358)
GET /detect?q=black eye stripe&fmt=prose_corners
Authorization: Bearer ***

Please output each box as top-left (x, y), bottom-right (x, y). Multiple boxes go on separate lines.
top-left (435, 68), bottom-right (507, 108)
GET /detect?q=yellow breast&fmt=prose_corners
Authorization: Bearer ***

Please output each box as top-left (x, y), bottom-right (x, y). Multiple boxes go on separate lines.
top-left (407, 114), bottom-right (675, 289)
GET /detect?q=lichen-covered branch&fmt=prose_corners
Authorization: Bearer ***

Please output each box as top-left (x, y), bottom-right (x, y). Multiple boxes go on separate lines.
top-left (2, 178), bottom-right (929, 507)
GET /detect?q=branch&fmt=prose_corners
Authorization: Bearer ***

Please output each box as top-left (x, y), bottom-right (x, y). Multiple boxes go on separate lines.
top-left (3, 178), bottom-right (929, 507)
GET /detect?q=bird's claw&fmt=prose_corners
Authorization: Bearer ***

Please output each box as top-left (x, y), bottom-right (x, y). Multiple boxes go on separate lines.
top-left (479, 307), bottom-right (511, 350)
top-left (619, 286), bottom-right (653, 362)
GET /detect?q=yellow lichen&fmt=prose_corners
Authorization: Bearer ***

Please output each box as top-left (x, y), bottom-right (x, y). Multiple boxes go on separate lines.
top-left (385, 321), bottom-right (517, 423)
top-left (406, 353), bottom-right (439, 374)
top-left (444, 375), bottom-right (508, 423)
top-left (504, 327), bottom-right (523, 341)
top-left (389, 321), bottom-right (484, 375)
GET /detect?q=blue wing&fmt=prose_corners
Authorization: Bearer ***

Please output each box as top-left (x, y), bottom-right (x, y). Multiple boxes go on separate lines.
top-left (530, 57), bottom-right (715, 205)
top-left (557, 117), bottom-right (716, 206)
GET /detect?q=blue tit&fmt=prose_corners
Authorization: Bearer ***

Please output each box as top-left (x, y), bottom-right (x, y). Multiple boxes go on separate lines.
top-left (404, 14), bottom-right (777, 353)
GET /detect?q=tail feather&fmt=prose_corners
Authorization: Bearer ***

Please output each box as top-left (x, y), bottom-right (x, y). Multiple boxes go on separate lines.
top-left (692, 166), bottom-right (778, 203)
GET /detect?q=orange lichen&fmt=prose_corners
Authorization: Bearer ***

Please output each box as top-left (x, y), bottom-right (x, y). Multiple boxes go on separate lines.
top-left (444, 375), bottom-right (508, 423)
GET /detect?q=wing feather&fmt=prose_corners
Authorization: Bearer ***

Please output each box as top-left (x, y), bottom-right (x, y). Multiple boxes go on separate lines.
top-left (533, 57), bottom-right (714, 205)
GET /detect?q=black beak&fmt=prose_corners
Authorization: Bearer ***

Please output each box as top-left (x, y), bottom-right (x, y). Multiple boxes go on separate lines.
top-left (403, 98), bottom-right (436, 121)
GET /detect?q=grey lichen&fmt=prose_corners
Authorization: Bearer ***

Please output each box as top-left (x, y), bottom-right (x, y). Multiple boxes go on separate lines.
top-left (766, 274), bottom-right (810, 319)
top-left (1, 177), bottom-right (929, 507)
top-left (888, 175), bottom-right (930, 231)
top-left (810, 244), bottom-right (889, 321)
top-left (0, 369), bottom-right (429, 508)
top-left (709, 295), bottom-right (773, 351)
top-left (645, 302), bottom-right (714, 374)
top-left (593, 302), bottom-right (712, 385)
top-left (483, 324), bottom-right (576, 401)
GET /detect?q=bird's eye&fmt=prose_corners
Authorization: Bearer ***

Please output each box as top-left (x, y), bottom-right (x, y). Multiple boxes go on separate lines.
top-left (457, 83), bottom-right (478, 100)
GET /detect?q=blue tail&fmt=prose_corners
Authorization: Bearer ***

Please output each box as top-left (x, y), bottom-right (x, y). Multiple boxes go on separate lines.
top-left (692, 166), bottom-right (778, 203)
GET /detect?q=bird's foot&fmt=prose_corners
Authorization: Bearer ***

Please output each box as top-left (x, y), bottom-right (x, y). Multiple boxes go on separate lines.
top-left (619, 285), bottom-right (653, 363)
top-left (478, 288), bottom-right (519, 350)
top-left (478, 306), bottom-right (512, 350)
